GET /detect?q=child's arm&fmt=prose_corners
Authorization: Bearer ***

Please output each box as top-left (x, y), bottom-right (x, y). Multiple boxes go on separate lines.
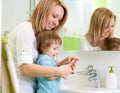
top-left (57, 56), bottom-right (79, 74)
top-left (57, 56), bottom-right (79, 66)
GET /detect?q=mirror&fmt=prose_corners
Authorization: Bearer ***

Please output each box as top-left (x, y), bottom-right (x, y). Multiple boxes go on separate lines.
top-left (62, 0), bottom-right (120, 51)
top-left (2, 0), bottom-right (120, 51)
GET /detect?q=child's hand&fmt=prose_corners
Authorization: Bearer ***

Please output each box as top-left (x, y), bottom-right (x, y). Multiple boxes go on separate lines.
top-left (67, 56), bottom-right (79, 74)
top-left (58, 56), bottom-right (79, 66)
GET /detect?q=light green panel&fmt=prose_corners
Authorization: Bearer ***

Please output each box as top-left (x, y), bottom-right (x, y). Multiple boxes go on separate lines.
top-left (94, 0), bottom-right (107, 9)
top-left (63, 36), bottom-right (80, 50)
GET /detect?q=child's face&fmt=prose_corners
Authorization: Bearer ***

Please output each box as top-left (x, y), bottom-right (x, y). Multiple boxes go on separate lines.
top-left (116, 47), bottom-right (120, 51)
top-left (44, 41), bottom-right (60, 58)
top-left (118, 47), bottom-right (120, 50)
top-left (112, 47), bottom-right (120, 51)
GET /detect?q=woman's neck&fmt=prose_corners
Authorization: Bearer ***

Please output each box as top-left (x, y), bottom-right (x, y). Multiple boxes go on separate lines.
top-left (98, 39), bottom-right (106, 50)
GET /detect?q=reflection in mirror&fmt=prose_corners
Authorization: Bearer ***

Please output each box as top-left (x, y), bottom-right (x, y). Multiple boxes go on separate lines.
top-left (62, 0), bottom-right (120, 51)
top-left (80, 7), bottom-right (116, 51)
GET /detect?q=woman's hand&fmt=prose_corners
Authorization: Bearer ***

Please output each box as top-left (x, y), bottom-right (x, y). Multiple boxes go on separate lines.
top-left (57, 63), bottom-right (74, 79)
top-left (57, 56), bottom-right (79, 76)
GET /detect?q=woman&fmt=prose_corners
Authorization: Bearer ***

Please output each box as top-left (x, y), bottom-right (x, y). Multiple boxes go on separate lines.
top-left (80, 7), bottom-right (116, 51)
top-left (8, 0), bottom-right (79, 93)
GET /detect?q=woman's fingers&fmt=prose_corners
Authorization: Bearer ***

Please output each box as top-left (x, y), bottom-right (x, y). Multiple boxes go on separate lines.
top-left (58, 63), bottom-right (73, 79)
top-left (57, 56), bottom-right (79, 79)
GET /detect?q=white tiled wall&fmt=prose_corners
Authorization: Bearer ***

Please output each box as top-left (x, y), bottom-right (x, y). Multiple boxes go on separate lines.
top-left (107, 0), bottom-right (120, 37)
top-left (2, 0), bottom-right (30, 33)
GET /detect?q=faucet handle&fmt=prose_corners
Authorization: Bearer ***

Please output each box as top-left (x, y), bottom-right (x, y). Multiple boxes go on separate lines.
top-left (87, 65), bottom-right (93, 71)
top-left (89, 69), bottom-right (96, 74)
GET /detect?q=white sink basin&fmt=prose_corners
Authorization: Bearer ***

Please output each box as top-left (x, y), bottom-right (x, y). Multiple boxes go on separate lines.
top-left (60, 85), bottom-right (120, 93)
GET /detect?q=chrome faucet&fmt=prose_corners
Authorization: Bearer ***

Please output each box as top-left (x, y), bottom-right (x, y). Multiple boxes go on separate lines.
top-left (87, 65), bottom-right (101, 88)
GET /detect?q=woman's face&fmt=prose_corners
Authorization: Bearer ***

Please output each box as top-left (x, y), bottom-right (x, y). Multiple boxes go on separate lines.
top-left (101, 17), bottom-right (115, 39)
top-left (46, 5), bottom-right (64, 30)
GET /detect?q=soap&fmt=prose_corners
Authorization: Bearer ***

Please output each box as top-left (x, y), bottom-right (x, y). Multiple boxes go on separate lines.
top-left (105, 66), bottom-right (118, 89)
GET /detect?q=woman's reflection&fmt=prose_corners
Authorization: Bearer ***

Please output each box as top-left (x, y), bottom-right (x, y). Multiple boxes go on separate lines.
top-left (80, 7), bottom-right (116, 51)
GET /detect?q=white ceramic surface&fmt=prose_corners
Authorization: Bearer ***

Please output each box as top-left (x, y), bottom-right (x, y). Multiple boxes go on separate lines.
top-left (60, 85), bottom-right (120, 93)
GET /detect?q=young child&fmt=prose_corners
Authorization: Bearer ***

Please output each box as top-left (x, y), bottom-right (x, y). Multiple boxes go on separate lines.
top-left (36, 30), bottom-right (76, 93)
top-left (104, 37), bottom-right (120, 51)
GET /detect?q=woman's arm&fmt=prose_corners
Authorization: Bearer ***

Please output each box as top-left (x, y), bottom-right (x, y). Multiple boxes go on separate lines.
top-left (57, 56), bottom-right (79, 75)
top-left (20, 63), bottom-right (73, 79)
top-left (47, 77), bottom-right (57, 80)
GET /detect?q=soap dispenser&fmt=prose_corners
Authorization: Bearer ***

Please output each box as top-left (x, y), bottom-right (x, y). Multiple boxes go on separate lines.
top-left (105, 66), bottom-right (118, 89)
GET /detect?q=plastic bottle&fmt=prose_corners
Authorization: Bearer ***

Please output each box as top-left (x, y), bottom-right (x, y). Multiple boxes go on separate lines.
top-left (105, 66), bottom-right (118, 89)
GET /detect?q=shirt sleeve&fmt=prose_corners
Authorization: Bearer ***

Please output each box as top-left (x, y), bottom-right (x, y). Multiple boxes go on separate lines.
top-left (37, 55), bottom-right (56, 67)
top-left (80, 37), bottom-right (90, 51)
top-left (15, 25), bottom-right (35, 67)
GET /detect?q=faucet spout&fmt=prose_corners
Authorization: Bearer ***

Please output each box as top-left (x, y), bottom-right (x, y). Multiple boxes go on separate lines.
top-left (87, 65), bottom-right (101, 88)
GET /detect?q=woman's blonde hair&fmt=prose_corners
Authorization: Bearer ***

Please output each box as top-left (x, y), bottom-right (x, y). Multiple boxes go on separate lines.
top-left (85, 7), bottom-right (116, 46)
top-left (29, 0), bottom-right (68, 35)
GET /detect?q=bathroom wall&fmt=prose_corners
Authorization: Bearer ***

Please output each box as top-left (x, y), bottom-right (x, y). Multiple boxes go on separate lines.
top-left (2, 0), bottom-right (30, 34)
top-left (107, 0), bottom-right (120, 37)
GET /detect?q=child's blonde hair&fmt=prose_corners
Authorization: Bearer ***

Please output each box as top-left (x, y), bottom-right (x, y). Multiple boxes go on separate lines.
top-left (104, 37), bottom-right (120, 50)
top-left (36, 30), bottom-right (62, 54)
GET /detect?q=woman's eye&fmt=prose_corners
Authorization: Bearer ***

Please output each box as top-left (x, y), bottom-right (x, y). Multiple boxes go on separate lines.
top-left (53, 14), bottom-right (61, 22)
top-left (53, 15), bottom-right (57, 18)
top-left (111, 25), bottom-right (114, 28)
top-left (53, 48), bottom-right (56, 50)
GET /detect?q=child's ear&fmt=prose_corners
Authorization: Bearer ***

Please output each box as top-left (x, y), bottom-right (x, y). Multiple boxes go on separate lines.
top-left (42, 47), bottom-right (48, 52)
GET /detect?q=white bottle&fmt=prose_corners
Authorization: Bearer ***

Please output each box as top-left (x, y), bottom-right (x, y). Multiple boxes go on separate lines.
top-left (105, 66), bottom-right (118, 89)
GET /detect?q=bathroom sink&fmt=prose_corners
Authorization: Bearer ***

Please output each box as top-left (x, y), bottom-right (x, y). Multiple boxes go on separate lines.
top-left (60, 85), bottom-right (120, 93)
